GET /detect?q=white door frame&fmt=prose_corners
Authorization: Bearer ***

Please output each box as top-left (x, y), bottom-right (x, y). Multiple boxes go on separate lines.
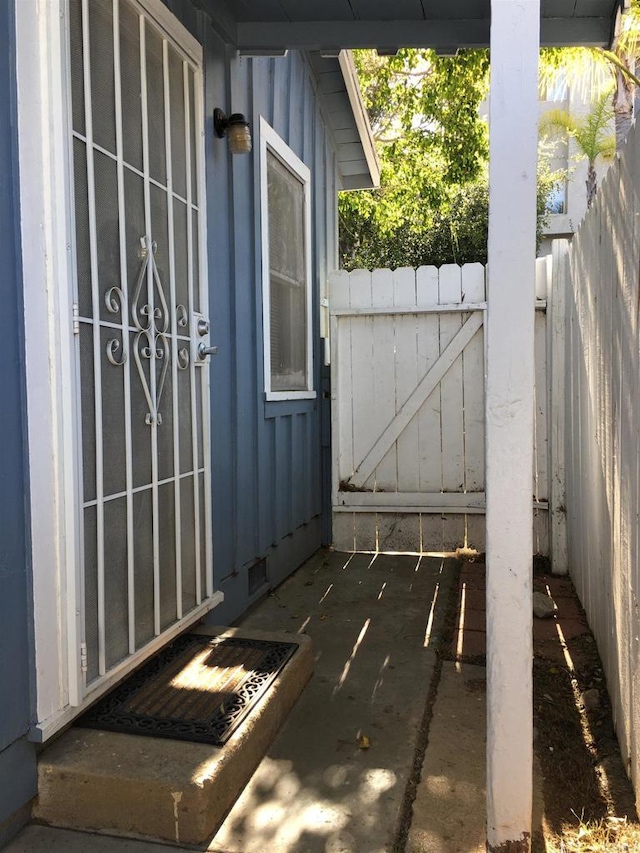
top-left (16, 0), bottom-right (221, 743)
top-left (16, 0), bottom-right (83, 733)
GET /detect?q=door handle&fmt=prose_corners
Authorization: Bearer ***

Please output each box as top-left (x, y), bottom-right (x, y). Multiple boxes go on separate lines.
top-left (197, 342), bottom-right (218, 359)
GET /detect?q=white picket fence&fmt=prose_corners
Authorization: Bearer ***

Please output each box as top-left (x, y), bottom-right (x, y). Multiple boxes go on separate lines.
top-left (565, 117), bottom-right (640, 800)
top-left (330, 262), bottom-right (551, 553)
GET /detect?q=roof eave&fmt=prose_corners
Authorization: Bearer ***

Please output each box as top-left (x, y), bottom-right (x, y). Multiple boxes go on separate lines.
top-left (337, 51), bottom-right (380, 190)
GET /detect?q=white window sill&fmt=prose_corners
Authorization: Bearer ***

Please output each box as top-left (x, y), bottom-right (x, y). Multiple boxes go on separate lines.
top-left (265, 390), bottom-right (317, 402)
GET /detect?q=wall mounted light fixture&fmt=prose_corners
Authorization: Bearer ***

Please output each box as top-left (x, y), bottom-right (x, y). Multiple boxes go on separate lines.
top-left (214, 108), bottom-right (252, 155)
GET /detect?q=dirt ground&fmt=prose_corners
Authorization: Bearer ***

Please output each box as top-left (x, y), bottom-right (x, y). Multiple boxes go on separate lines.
top-left (530, 557), bottom-right (639, 852)
top-left (445, 554), bottom-right (640, 853)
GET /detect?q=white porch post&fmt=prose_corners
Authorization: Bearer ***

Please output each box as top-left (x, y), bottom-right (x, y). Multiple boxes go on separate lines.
top-left (486, 1), bottom-right (539, 851)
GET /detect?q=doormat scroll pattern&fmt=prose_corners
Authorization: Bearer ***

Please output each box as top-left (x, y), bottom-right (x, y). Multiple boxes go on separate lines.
top-left (78, 634), bottom-right (298, 746)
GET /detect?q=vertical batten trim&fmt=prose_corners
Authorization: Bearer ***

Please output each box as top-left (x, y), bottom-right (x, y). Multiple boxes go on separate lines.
top-left (269, 57), bottom-right (276, 130)
top-left (322, 131), bottom-right (331, 352)
top-left (252, 58), bottom-right (270, 556)
top-left (192, 55), bottom-right (212, 600)
top-left (230, 59), bottom-right (259, 565)
top-left (285, 52), bottom-right (293, 145)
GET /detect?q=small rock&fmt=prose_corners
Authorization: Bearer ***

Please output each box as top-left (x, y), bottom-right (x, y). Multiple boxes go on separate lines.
top-left (533, 591), bottom-right (557, 619)
top-left (582, 688), bottom-right (600, 711)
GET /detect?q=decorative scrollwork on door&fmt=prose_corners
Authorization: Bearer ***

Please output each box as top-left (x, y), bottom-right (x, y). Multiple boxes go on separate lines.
top-left (133, 236), bottom-right (170, 426)
top-left (105, 286), bottom-right (128, 366)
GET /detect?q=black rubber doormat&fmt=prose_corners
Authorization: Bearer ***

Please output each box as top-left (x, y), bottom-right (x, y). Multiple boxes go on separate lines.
top-left (77, 634), bottom-right (298, 746)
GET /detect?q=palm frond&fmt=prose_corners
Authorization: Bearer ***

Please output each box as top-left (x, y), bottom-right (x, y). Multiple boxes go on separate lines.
top-left (539, 47), bottom-right (614, 101)
top-left (573, 92), bottom-right (615, 162)
top-left (597, 135), bottom-right (617, 162)
top-left (539, 90), bottom-right (615, 167)
top-left (539, 108), bottom-right (579, 137)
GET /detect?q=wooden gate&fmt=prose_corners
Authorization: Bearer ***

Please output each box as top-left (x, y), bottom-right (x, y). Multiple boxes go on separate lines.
top-left (330, 263), bottom-right (550, 553)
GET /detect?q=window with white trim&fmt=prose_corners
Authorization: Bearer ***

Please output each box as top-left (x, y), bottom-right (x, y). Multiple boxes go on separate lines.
top-left (260, 119), bottom-right (315, 400)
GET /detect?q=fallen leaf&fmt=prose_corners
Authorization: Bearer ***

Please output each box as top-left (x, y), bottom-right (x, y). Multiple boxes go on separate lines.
top-left (358, 734), bottom-right (371, 750)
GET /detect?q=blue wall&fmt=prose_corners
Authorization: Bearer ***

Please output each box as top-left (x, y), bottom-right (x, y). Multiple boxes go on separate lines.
top-left (204, 44), bottom-right (337, 622)
top-left (164, 0), bottom-right (338, 623)
top-left (0, 0), bottom-right (36, 843)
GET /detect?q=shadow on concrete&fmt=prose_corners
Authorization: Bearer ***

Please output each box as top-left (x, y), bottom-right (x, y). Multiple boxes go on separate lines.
top-left (10, 552), bottom-right (639, 853)
top-left (206, 548), bottom-right (458, 853)
top-left (405, 661), bottom-right (488, 853)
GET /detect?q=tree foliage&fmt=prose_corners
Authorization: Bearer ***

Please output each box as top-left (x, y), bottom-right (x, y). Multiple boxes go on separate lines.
top-left (340, 165), bottom-right (558, 270)
top-left (340, 3), bottom-right (640, 272)
top-left (339, 48), bottom-right (560, 270)
top-left (340, 181), bottom-right (489, 270)
top-left (338, 49), bottom-right (491, 270)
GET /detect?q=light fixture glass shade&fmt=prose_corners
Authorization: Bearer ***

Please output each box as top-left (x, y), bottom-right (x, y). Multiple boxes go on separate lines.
top-left (227, 122), bottom-right (252, 155)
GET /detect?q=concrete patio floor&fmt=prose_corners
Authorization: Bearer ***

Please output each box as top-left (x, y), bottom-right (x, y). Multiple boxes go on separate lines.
top-left (8, 548), bottom-right (610, 853)
top-left (7, 548), bottom-right (488, 853)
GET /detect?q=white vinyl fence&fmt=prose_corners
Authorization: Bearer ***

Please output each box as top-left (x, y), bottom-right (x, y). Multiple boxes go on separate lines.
top-left (330, 262), bottom-right (551, 553)
top-left (565, 119), bottom-right (640, 802)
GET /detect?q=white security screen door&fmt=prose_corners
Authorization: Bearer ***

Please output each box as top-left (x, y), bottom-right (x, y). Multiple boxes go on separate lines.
top-left (69, 0), bottom-right (215, 692)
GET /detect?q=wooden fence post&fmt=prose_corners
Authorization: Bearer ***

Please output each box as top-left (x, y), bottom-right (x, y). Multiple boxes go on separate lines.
top-left (548, 239), bottom-right (569, 575)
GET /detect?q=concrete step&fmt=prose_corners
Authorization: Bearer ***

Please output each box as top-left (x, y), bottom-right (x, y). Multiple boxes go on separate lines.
top-left (34, 627), bottom-right (313, 847)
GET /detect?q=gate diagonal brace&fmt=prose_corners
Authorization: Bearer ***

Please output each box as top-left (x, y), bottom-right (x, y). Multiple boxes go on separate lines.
top-left (347, 311), bottom-right (484, 490)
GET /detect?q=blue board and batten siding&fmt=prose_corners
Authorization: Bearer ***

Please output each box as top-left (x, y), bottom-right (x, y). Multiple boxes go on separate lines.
top-left (205, 44), bottom-right (336, 623)
top-left (0, 1), bottom-right (36, 844)
top-left (161, 1), bottom-right (338, 622)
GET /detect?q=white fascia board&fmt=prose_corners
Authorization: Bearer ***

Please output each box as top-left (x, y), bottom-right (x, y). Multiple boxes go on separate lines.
top-left (337, 51), bottom-right (380, 189)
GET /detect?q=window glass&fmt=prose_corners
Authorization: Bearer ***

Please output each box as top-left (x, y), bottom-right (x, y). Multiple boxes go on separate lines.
top-left (267, 151), bottom-right (307, 391)
top-left (546, 180), bottom-right (567, 215)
